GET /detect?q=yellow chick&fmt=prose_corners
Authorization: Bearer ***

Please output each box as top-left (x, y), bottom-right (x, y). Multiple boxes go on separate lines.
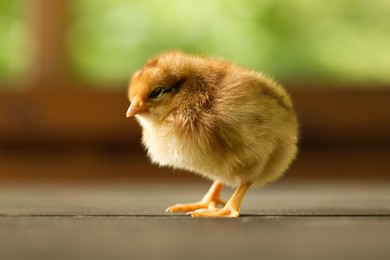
top-left (126, 51), bottom-right (299, 217)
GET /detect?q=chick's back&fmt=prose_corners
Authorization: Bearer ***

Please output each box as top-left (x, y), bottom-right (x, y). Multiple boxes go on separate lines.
top-left (211, 64), bottom-right (298, 186)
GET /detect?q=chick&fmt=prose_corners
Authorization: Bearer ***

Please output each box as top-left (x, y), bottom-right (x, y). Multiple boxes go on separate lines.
top-left (126, 51), bottom-right (299, 217)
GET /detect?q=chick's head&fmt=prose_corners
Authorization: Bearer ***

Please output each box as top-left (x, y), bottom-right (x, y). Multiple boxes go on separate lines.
top-left (126, 51), bottom-right (191, 121)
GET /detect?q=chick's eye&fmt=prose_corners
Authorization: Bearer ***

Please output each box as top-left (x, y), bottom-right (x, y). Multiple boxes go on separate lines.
top-left (149, 87), bottom-right (166, 99)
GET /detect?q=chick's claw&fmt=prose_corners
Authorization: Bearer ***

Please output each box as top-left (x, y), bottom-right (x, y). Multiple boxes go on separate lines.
top-left (188, 182), bottom-right (250, 218)
top-left (166, 181), bottom-right (226, 213)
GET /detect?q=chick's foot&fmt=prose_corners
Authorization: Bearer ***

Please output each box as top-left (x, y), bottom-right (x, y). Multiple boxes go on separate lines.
top-left (165, 181), bottom-right (225, 213)
top-left (166, 200), bottom-right (224, 213)
top-left (189, 205), bottom-right (239, 218)
top-left (189, 182), bottom-right (251, 218)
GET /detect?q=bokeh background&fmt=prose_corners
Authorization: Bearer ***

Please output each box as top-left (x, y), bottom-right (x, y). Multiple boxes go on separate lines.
top-left (1, 0), bottom-right (389, 183)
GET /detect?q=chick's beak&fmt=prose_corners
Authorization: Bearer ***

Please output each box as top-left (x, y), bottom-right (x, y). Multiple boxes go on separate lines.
top-left (126, 104), bottom-right (149, 117)
top-left (126, 96), bottom-right (149, 117)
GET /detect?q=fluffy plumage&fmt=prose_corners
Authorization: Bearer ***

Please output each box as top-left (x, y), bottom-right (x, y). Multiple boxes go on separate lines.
top-left (127, 51), bottom-right (299, 217)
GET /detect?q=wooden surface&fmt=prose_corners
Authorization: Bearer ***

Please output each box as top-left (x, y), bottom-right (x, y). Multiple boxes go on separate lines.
top-left (1, 182), bottom-right (389, 260)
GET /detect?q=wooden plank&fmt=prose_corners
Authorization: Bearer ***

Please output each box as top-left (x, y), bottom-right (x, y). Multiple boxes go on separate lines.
top-left (0, 86), bottom-right (140, 145)
top-left (291, 87), bottom-right (390, 145)
top-left (1, 183), bottom-right (390, 216)
top-left (0, 183), bottom-right (389, 260)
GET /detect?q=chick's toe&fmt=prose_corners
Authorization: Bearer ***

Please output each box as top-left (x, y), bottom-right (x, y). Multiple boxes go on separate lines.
top-left (166, 181), bottom-right (225, 213)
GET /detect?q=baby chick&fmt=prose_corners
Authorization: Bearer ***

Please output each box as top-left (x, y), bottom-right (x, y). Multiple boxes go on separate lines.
top-left (126, 51), bottom-right (298, 217)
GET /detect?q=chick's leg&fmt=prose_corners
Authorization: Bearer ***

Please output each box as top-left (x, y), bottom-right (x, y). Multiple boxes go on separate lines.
top-left (166, 181), bottom-right (225, 213)
top-left (190, 182), bottom-right (251, 218)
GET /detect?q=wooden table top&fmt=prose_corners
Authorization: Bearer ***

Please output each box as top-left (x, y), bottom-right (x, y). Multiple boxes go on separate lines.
top-left (1, 181), bottom-right (389, 260)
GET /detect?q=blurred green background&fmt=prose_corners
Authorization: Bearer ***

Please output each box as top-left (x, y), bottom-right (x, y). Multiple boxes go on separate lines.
top-left (0, 0), bottom-right (389, 184)
top-left (1, 0), bottom-right (390, 86)
top-left (0, 0), bottom-right (30, 81)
